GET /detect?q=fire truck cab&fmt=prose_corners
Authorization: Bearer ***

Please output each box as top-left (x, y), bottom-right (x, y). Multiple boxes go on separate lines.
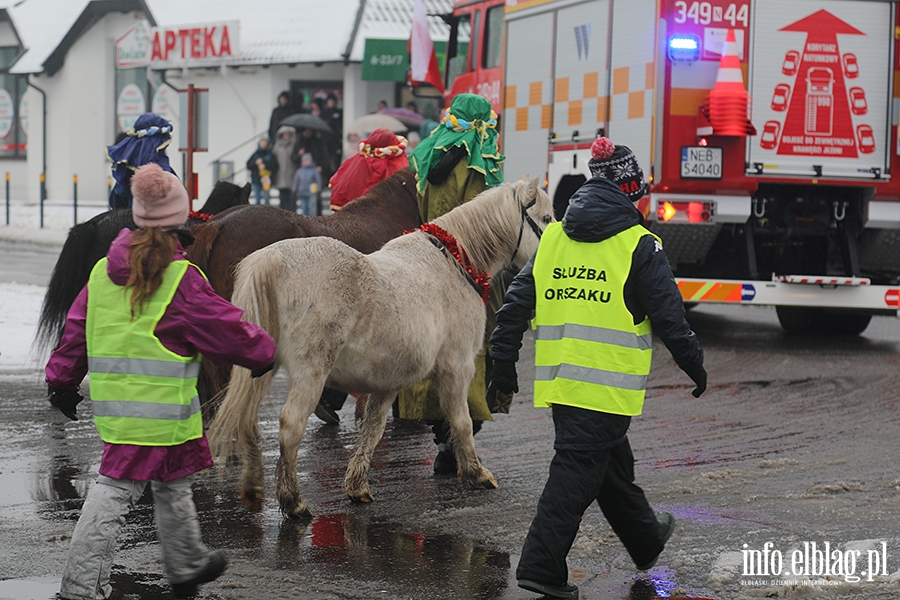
top-left (442, 0), bottom-right (505, 110)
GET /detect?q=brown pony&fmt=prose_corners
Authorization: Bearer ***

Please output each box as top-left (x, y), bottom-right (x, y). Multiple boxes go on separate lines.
top-left (187, 167), bottom-right (421, 407)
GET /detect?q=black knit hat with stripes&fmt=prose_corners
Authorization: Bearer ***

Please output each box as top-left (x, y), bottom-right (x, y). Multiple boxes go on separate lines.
top-left (587, 137), bottom-right (647, 202)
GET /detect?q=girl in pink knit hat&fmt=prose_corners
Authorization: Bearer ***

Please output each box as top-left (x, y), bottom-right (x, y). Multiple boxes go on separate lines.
top-left (46, 163), bottom-right (277, 599)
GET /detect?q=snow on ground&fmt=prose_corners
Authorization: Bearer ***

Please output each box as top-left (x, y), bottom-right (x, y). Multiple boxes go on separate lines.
top-left (0, 200), bottom-right (107, 371)
top-left (0, 199), bottom-right (106, 245)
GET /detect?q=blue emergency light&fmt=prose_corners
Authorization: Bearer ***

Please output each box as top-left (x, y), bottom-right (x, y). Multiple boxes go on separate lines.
top-left (668, 35), bottom-right (700, 63)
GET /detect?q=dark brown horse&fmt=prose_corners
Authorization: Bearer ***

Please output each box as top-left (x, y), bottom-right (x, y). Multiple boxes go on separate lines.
top-left (187, 167), bottom-right (421, 405)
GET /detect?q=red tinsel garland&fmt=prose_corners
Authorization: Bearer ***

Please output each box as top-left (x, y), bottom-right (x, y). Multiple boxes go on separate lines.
top-left (188, 211), bottom-right (213, 221)
top-left (406, 223), bottom-right (491, 305)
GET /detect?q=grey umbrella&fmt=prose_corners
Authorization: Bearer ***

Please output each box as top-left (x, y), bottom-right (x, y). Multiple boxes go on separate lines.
top-left (347, 113), bottom-right (407, 137)
top-left (279, 113), bottom-right (333, 135)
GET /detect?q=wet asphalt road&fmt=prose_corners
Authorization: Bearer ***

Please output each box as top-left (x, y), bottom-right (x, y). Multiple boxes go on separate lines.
top-left (3, 242), bottom-right (900, 599)
top-left (0, 240), bottom-right (60, 286)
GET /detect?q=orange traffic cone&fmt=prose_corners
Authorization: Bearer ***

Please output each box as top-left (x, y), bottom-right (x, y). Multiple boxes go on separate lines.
top-left (705, 29), bottom-right (756, 136)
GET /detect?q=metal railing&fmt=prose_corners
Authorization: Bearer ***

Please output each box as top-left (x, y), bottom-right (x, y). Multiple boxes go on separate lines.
top-left (3, 173), bottom-right (108, 229)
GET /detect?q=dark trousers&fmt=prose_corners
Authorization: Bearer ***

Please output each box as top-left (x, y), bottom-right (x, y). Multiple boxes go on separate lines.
top-left (278, 188), bottom-right (296, 212)
top-left (516, 437), bottom-right (664, 586)
top-left (430, 419), bottom-right (483, 444)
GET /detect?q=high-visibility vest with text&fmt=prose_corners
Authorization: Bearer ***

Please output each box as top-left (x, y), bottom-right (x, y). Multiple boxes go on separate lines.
top-left (86, 258), bottom-right (203, 445)
top-left (532, 222), bottom-right (658, 416)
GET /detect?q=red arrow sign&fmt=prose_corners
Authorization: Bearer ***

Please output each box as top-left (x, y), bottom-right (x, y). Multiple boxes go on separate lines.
top-left (774, 10), bottom-right (864, 157)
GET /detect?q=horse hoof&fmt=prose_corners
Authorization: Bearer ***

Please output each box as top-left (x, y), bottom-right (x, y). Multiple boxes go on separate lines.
top-left (347, 490), bottom-right (375, 503)
top-left (286, 504), bottom-right (314, 521)
top-left (240, 488), bottom-right (263, 512)
top-left (461, 469), bottom-right (498, 490)
top-left (478, 476), bottom-right (499, 490)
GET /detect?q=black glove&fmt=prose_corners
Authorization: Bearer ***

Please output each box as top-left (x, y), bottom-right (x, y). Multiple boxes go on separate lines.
top-left (48, 387), bottom-right (83, 421)
top-left (682, 363), bottom-right (707, 398)
top-left (488, 359), bottom-right (518, 396)
top-left (251, 362), bottom-right (275, 378)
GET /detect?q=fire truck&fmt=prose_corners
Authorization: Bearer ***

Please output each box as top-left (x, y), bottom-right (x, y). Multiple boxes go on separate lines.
top-left (438, 0), bottom-right (900, 334)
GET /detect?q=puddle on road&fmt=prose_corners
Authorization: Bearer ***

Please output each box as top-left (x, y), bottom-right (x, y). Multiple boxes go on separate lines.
top-left (0, 576), bottom-right (58, 600)
top-left (573, 569), bottom-right (716, 600)
top-left (0, 572), bottom-right (168, 600)
top-left (270, 513), bottom-right (511, 599)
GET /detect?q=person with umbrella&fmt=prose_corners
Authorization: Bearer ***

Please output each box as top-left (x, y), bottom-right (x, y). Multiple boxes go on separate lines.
top-left (279, 112), bottom-right (335, 187)
top-left (271, 126), bottom-right (298, 212)
top-left (106, 113), bottom-right (176, 209)
top-left (268, 91), bottom-right (294, 143)
top-left (402, 93), bottom-right (506, 473)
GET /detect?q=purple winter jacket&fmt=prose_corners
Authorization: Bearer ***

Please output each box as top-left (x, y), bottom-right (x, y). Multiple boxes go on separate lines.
top-left (45, 228), bottom-right (277, 482)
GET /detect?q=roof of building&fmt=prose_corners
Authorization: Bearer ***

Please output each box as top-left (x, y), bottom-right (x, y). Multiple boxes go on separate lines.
top-left (147, 0), bottom-right (451, 66)
top-left (2, 0), bottom-right (452, 74)
top-left (147, 0), bottom-right (362, 65)
top-left (10, 0), bottom-right (152, 75)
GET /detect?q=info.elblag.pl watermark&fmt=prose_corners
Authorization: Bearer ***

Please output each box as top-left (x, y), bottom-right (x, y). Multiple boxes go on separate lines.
top-left (740, 541), bottom-right (890, 586)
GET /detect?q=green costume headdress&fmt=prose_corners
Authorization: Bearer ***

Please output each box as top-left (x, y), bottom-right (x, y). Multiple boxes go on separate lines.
top-left (410, 94), bottom-right (505, 192)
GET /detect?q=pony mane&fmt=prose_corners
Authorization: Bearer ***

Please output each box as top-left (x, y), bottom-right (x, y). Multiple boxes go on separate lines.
top-left (434, 182), bottom-right (527, 272)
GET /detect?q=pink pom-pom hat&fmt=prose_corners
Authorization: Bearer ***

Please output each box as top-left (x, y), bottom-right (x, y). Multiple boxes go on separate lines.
top-left (131, 164), bottom-right (190, 229)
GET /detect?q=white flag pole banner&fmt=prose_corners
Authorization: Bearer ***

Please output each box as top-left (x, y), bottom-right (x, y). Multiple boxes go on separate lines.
top-left (410, 0), bottom-right (433, 83)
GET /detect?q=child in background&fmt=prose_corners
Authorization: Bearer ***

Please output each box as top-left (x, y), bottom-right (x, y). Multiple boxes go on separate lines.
top-left (46, 163), bottom-right (276, 600)
top-left (292, 152), bottom-right (322, 215)
top-left (246, 137), bottom-right (278, 205)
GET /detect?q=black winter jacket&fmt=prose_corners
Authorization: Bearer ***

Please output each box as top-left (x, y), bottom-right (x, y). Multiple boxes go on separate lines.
top-left (246, 148), bottom-right (278, 183)
top-left (490, 176), bottom-right (703, 375)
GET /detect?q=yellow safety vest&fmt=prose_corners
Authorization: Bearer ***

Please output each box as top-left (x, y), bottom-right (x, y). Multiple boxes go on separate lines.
top-left (86, 258), bottom-right (203, 445)
top-left (532, 222), bottom-right (658, 416)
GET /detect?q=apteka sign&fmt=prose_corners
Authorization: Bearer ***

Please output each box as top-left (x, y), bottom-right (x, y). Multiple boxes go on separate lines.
top-left (115, 20), bottom-right (240, 69)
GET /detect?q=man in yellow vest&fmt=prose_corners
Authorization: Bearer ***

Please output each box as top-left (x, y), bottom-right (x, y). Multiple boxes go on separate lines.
top-left (488, 138), bottom-right (706, 599)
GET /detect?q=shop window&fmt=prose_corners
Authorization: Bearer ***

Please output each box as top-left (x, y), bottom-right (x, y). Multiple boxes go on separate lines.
top-left (114, 67), bottom-right (149, 138)
top-left (0, 73), bottom-right (27, 158)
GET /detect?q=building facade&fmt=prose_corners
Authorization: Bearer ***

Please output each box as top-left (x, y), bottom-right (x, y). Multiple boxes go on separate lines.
top-left (2, 0), bottom-right (449, 206)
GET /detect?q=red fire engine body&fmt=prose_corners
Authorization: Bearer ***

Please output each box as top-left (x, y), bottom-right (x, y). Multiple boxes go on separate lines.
top-left (438, 0), bottom-right (900, 334)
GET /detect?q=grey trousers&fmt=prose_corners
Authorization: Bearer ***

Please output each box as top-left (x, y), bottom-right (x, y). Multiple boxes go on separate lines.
top-left (60, 474), bottom-right (210, 600)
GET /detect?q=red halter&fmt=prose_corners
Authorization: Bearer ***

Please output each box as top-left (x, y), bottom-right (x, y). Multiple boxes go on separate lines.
top-left (406, 222), bottom-right (491, 305)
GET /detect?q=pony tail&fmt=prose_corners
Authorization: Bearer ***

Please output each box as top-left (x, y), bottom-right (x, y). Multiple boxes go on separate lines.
top-left (231, 250), bottom-right (282, 345)
top-left (207, 249), bottom-right (283, 473)
top-left (126, 228), bottom-right (177, 316)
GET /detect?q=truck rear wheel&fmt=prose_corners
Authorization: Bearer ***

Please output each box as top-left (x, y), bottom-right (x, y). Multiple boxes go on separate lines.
top-left (776, 306), bottom-right (872, 336)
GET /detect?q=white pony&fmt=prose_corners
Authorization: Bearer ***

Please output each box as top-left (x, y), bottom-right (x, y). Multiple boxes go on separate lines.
top-left (208, 176), bottom-right (552, 519)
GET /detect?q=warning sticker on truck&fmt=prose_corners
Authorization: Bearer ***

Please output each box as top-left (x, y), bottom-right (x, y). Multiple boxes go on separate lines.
top-left (747, 0), bottom-right (891, 179)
